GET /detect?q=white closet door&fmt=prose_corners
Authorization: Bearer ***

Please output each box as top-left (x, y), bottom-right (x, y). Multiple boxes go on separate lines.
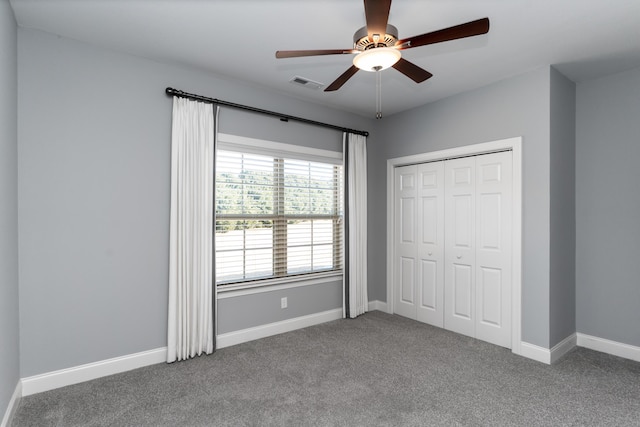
top-left (475, 151), bottom-right (512, 347)
top-left (394, 165), bottom-right (417, 319)
top-left (393, 150), bottom-right (513, 349)
top-left (416, 162), bottom-right (445, 326)
top-left (444, 157), bottom-right (476, 338)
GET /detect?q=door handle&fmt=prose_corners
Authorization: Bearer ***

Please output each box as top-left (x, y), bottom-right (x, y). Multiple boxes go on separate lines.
top-left (456, 255), bottom-right (462, 259)
top-left (428, 252), bottom-right (433, 256)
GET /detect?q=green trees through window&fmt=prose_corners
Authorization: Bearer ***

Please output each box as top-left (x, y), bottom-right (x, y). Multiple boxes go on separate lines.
top-left (215, 150), bottom-right (343, 284)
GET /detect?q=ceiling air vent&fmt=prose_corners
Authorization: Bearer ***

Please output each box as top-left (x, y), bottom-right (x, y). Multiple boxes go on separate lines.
top-left (290, 76), bottom-right (324, 90)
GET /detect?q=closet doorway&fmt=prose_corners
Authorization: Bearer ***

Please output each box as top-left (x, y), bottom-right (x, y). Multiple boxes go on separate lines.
top-left (386, 138), bottom-right (522, 351)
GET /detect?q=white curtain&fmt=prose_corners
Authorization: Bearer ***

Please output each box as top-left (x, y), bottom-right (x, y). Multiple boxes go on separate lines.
top-left (167, 97), bottom-right (217, 363)
top-left (344, 132), bottom-right (368, 318)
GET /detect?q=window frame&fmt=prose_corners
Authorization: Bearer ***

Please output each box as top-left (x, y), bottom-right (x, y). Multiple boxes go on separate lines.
top-left (215, 133), bottom-right (344, 292)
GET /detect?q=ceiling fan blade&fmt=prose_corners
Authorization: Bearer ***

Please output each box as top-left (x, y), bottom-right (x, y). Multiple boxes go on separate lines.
top-left (324, 65), bottom-right (359, 92)
top-left (364, 0), bottom-right (392, 42)
top-left (392, 58), bottom-right (433, 83)
top-left (396, 17), bottom-right (490, 50)
top-left (276, 49), bottom-right (357, 59)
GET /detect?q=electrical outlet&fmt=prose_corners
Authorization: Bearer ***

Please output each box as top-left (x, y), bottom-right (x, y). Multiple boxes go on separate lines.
top-left (281, 297), bottom-right (288, 309)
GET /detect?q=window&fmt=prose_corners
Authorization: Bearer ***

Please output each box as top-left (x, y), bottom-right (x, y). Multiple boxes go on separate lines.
top-left (215, 140), bottom-right (343, 286)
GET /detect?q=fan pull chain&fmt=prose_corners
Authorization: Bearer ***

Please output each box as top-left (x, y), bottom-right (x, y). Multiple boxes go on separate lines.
top-left (374, 65), bottom-right (382, 119)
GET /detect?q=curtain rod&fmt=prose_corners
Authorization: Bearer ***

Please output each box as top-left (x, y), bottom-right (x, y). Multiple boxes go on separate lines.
top-left (165, 87), bottom-right (369, 137)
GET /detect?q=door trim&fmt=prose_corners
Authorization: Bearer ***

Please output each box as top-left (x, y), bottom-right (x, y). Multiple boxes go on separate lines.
top-left (386, 137), bottom-right (523, 357)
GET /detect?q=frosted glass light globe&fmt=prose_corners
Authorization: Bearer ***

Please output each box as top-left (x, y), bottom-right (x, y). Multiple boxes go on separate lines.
top-left (353, 47), bottom-right (401, 72)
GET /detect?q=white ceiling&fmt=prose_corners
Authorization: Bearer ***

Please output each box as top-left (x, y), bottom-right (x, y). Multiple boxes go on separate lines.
top-left (10, 0), bottom-right (640, 118)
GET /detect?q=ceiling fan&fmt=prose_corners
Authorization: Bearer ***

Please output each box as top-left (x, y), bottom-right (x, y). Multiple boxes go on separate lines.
top-left (275, 0), bottom-right (490, 94)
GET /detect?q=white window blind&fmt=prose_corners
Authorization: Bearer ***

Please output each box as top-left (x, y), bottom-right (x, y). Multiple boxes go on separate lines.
top-left (215, 147), bottom-right (343, 285)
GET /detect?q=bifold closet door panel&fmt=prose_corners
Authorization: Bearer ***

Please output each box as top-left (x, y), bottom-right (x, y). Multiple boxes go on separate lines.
top-left (416, 162), bottom-right (445, 327)
top-left (394, 165), bottom-right (418, 319)
top-left (444, 157), bottom-right (476, 338)
top-left (393, 150), bottom-right (513, 349)
top-left (475, 151), bottom-right (512, 348)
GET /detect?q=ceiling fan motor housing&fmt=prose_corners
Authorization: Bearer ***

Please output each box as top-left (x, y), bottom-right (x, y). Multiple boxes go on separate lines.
top-left (353, 24), bottom-right (399, 50)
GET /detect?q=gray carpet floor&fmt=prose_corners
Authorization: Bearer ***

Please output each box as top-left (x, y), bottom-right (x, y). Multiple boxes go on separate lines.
top-left (12, 311), bottom-right (640, 426)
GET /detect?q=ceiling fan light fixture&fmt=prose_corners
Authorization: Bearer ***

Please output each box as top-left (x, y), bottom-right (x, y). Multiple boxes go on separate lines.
top-left (353, 47), bottom-right (401, 72)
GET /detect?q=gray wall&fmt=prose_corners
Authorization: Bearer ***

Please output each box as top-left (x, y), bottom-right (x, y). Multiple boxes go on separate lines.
top-left (218, 281), bottom-right (342, 334)
top-left (576, 67), bottom-right (640, 347)
top-left (218, 108), bottom-right (344, 153)
top-left (549, 68), bottom-right (576, 347)
top-left (17, 28), bottom-right (372, 377)
top-left (0, 0), bottom-right (20, 418)
top-left (369, 67), bottom-right (553, 347)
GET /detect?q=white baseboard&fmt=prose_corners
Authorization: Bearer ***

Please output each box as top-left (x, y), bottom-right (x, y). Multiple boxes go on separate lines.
top-left (519, 341), bottom-right (551, 364)
top-left (368, 300), bottom-right (388, 312)
top-left (21, 347), bottom-right (166, 397)
top-left (1, 382), bottom-right (21, 427)
top-left (217, 303), bottom-right (389, 350)
top-left (217, 308), bottom-right (343, 349)
top-left (550, 333), bottom-right (577, 364)
top-left (577, 333), bottom-right (640, 362)
top-left (19, 308), bottom-right (345, 397)
top-left (519, 333), bottom-right (577, 365)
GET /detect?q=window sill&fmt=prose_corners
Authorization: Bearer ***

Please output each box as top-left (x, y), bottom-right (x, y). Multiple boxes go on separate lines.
top-left (217, 271), bottom-right (343, 299)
